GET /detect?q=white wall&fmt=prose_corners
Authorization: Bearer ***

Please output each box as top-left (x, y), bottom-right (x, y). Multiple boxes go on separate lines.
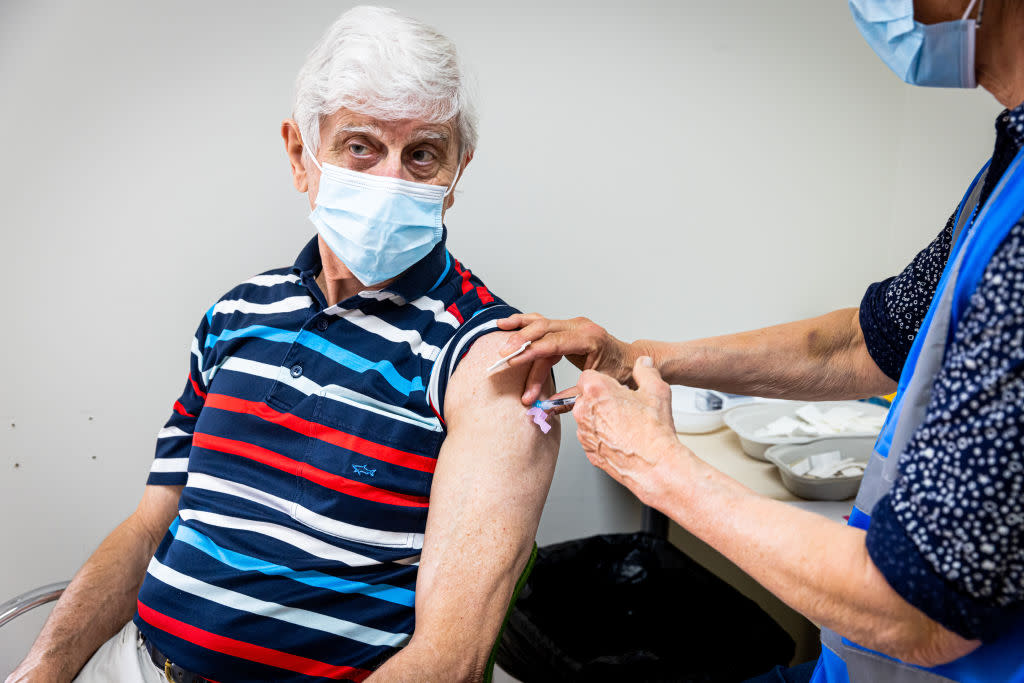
top-left (0, 0), bottom-right (1001, 674)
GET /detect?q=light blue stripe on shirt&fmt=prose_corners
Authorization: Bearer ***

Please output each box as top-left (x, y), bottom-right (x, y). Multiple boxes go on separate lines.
top-left (428, 250), bottom-right (452, 293)
top-left (170, 519), bottom-right (416, 607)
top-left (295, 330), bottom-right (425, 396)
top-left (203, 326), bottom-right (423, 395)
top-left (204, 325), bottom-right (298, 348)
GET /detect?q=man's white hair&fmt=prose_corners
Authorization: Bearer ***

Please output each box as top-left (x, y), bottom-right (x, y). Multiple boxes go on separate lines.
top-left (294, 6), bottom-right (477, 160)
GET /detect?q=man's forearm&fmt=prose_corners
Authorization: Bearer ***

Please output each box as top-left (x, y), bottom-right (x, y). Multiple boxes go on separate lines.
top-left (367, 333), bottom-right (559, 682)
top-left (9, 486), bottom-right (179, 682)
top-left (639, 308), bottom-right (895, 400)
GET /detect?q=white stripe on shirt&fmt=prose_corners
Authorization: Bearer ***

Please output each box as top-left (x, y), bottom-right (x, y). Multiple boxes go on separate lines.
top-left (331, 309), bottom-right (441, 360)
top-left (177, 509), bottom-right (383, 567)
top-left (218, 356), bottom-right (441, 432)
top-left (243, 274), bottom-right (301, 287)
top-left (185, 472), bottom-right (423, 549)
top-left (212, 296), bottom-right (313, 317)
top-left (145, 556), bottom-right (409, 648)
top-left (355, 289), bottom-right (405, 305)
top-left (150, 457), bottom-right (189, 473)
top-left (158, 426), bottom-right (190, 439)
top-left (408, 295), bottom-right (460, 327)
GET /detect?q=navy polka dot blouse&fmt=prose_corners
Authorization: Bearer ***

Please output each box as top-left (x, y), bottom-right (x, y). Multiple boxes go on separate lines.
top-left (859, 104), bottom-right (1024, 642)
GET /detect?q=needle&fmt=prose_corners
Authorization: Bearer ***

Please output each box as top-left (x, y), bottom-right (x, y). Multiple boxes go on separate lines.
top-left (533, 396), bottom-right (578, 411)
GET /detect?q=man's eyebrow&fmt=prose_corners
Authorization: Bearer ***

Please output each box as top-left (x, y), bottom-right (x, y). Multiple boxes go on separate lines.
top-left (333, 124), bottom-right (385, 140)
top-left (410, 130), bottom-right (449, 143)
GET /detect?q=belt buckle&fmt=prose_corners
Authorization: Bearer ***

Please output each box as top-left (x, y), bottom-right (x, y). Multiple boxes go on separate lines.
top-left (164, 658), bottom-right (175, 682)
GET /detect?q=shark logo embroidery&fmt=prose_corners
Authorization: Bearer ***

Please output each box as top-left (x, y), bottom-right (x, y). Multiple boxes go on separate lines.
top-left (352, 464), bottom-right (376, 477)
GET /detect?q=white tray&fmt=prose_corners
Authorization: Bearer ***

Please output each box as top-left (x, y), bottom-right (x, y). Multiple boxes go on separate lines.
top-left (723, 400), bottom-right (888, 461)
top-left (765, 437), bottom-right (875, 501)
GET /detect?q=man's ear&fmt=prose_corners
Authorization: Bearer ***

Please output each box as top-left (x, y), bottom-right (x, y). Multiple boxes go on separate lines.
top-left (281, 119), bottom-right (308, 193)
top-left (444, 149), bottom-right (473, 212)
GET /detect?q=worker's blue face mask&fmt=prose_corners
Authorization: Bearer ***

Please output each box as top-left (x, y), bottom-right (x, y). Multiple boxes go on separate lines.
top-left (305, 150), bottom-right (459, 286)
top-left (849, 0), bottom-right (982, 88)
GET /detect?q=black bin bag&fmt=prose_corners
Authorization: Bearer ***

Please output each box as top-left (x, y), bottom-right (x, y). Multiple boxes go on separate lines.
top-left (495, 532), bottom-right (795, 682)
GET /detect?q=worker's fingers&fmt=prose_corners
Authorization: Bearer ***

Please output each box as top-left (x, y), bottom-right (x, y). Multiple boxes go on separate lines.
top-left (632, 357), bottom-right (670, 403)
top-left (632, 356), bottom-right (676, 432)
top-left (496, 312), bottom-right (543, 332)
top-left (521, 356), bottom-right (560, 406)
top-left (576, 368), bottom-right (616, 400)
top-left (497, 315), bottom-right (554, 355)
top-left (505, 334), bottom-right (572, 370)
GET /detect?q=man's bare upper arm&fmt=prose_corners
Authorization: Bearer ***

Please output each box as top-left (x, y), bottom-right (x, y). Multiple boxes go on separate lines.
top-left (409, 330), bottom-right (560, 668)
top-left (133, 484), bottom-right (183, 552)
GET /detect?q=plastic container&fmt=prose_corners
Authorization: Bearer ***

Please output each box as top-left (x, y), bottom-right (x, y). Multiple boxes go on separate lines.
top-left (670, 386), bottom-right (759, 434)
top-left (723, 400), bottom-right (888, 461)
top-left (670, 386), bottom-right (726, 433)
top-left (764, 437), bottom-right (875, 501)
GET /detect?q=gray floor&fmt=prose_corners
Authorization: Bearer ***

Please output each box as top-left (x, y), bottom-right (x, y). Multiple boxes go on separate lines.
top-left (494, 665), bottom-right (520, 682)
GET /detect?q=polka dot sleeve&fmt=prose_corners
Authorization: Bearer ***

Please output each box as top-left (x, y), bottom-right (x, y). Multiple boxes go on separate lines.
top-left (866, 219), bottom-right (1024, 642)
top-left (859, 213), bottom-right (956, 382)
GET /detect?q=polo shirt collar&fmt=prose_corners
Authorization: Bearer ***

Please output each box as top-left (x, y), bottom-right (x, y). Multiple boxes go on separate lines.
top-left (291, 229), bottom-right (451, 310)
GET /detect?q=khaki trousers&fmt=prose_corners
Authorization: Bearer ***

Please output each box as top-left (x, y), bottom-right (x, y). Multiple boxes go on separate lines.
top-left (72, 621), bottom-right (164, 683)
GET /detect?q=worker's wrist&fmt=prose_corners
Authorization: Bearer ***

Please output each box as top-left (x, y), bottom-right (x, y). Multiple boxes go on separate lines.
top-left (627, 339), bottom-right (658, 378)
top-left (634, 436), bottom-right (691, 511)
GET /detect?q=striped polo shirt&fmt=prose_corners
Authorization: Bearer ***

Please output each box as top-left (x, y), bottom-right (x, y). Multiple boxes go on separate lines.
top-left (134, 233), bottom-right (517, 681)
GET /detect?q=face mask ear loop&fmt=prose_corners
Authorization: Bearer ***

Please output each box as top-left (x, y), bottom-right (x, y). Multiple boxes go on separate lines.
top-left (961, 0), bottom-right (979, 21)
top-left (443, 162), bottom-right (463, 199)
top-left (300, 136), bottom-right (323, 173)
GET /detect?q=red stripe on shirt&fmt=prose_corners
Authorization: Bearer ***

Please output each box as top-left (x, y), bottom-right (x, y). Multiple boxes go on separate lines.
top-left (192, 432), bottom-right (429, 508)
top-left (446, 303), bottom-right (464, 325)
top-left (203, 393), bottom-right (436, 473)
top-left (452, 259), bottom-right (473, 294)
top-left (173, 401), bottom-right (195, 418)
top-left (427, 397), bottom-right (445, 426)
top-left (189, 375), bottom-right (208, 400)
top-left (137, 600), bottom-right (371, 682)
top-left (475, 286), bottom-right (494, 306)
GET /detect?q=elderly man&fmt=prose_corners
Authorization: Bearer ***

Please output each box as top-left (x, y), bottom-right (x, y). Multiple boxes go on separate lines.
top-left (8, 7), bottom-right (558, 682)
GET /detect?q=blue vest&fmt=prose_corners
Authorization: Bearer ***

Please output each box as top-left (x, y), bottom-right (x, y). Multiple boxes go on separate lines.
top-left (812, 148), bottom-right (1024, 683)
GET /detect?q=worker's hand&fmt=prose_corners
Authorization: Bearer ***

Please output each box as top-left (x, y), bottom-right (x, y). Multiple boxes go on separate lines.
top-left (573, 356), bottom-right (684, 508)
top-left (496, 313), bottom-right (640, 406)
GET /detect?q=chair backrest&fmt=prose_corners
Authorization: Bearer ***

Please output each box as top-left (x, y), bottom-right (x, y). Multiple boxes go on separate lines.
top-left (0, 582), bottom-right (69, 629)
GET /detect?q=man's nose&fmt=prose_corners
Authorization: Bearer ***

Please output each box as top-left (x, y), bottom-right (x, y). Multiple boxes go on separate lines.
top-left (371, 152), bottom-right (404, 179)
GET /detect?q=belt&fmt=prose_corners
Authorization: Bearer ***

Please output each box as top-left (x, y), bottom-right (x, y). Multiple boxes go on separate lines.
top-left (141, 634), bottom-right (213, 683)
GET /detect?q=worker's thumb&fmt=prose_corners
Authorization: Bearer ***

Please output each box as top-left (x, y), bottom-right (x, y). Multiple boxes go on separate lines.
top-left (632, 356), bottom-right (668, 400)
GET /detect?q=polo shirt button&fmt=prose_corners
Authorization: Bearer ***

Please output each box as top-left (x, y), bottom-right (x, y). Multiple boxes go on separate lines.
top-left (317, 319), bottom-right (329, 331)
top-left (290, 363), bottom-right (303, 378)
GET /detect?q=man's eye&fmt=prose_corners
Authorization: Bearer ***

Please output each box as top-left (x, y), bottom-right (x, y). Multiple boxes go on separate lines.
top-left (411, 149), bottom-right (435, 163)
top-left (349, 143), bottom-right (370, 156)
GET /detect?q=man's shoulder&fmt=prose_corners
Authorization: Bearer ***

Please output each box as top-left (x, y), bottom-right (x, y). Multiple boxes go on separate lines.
top-left (416, 254), bottom-right (518, 330)
top-left (198, 267), bottom-right (312, 336)
top-left (420, 255), bottom-right (522, 420)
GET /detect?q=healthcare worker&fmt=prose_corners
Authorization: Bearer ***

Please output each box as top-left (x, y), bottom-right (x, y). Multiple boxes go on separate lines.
top-left (496, 0), bottom-right (1024, 681)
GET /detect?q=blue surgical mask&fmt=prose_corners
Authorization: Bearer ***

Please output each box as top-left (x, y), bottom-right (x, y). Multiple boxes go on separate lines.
top-left (849, 0), bottom-right (982, 88)
top-left (305, 151), bottom-right (460, 286)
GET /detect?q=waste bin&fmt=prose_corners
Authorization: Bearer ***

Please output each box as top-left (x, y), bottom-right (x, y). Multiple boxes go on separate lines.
top-left (495, 532), bottom-right (795, 682)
